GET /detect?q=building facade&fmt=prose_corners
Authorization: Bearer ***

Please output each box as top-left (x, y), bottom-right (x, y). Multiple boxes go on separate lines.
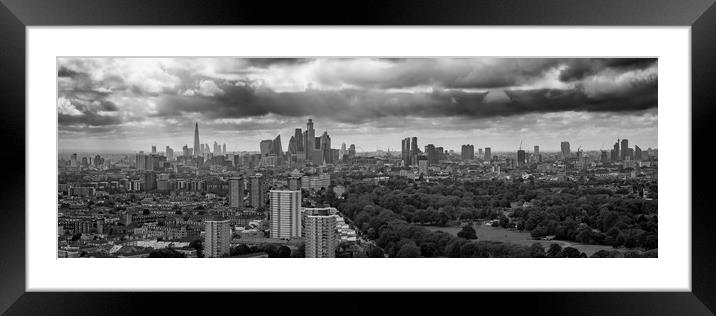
top-left (270, 190), bottom-right (302, 239)
top-left (204, 220), bottom-right (231, 258)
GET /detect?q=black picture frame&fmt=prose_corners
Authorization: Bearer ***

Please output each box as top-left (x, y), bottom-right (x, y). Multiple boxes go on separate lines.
top-left (1, 0), bottom-right (714, 314)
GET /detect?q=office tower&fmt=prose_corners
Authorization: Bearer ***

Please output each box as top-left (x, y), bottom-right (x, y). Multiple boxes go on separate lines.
top-left (182, 145), bottom-right (189, 157)
top-left (93, 154), bottom-right (103, 168)
top-left (270, 190), bottom-right (302, 239)
top-left (331, 148), bottom-right (339, 163)
top-left (260, 140), bottom-right (273, 156)
top-left (165, 146), bottom-right (174, 161)
top-left (136, 153), bottom-right (146, 170)
top-left (613, 139), bottom-right (621, 161)
top-left (484, 147), bottom-right (492, 161)
top-left (229, 177), bottom-right (244, 210)
top-left (288, 136), bottom-right (297, 155)
top-left (194, 122), bottom-right (201, 156)
top-left (601, 150), bottom-right (608, 163)
top-left (306, 119), bottom-right (315, 162)
top-left (288, 176), bottom-right (302, 191)
top-left (517, 149), bottom-right (526, 166)
top-left (401, 137), bottom-right (411, 166)
top-left (144, 172), bottom-right (157, 191)
top-left (273, 134), bottom-right (283, 157)
top-left (627, 148), bottom-right (634, 161)
top-left (340, 143), bottom-right (347, 161)
top-left (204, 220), bottom-right (231, 258)
top-left (146, 154), bottom-right (157, 171)
top-left (561, 141), bottom-right (571, 159)
top-left (461, 144), bottom-right (475, 160)
top-left (635, 145), bottom-right (642, 161)
top-left (348, 144), bottom-right (356, 159)
top-left (436, 147), bottom-right (444, 161)
top-left (304, 208), bottom-right (337, 258)
top-left (151, 145), bottom-right (156, 153)
top-left (620, 139), bottom-right (629, 161)
top-left (294, 128), bottom-right (304, 151)
top-left (478, 148), bottom-right (483, 156)
top-left (534, 145), bottom-right (540, 157)
top-left (223, 143), bottom-right (226, 154)
top-left (250, 174), bottom-right (265, 208)
top-left (320, 131), bottom-right (331, 164)
top-left (410, 137), bottom-right (419, 165)
top-left (418, 156), bottom-right (428, 175)
top-left (425, 144), bottom-right (437, 164)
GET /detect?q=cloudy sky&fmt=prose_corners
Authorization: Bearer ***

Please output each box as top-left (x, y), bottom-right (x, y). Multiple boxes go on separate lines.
top-left (57, 57), bottom-right (657, 153)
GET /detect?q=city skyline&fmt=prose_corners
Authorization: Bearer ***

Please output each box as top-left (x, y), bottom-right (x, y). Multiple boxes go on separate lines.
top-left (58, 58), bottom-right (657, 152)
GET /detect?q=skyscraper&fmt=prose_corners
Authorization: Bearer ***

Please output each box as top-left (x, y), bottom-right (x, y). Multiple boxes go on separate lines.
top-left (306, 119), bottom-right (315, 162)
top-left (534, 145), bottom-right (540, 157)
top-left (621, 139), bottom-right (629, 161)
top-left (613, 139), bottom-right (621, 161)
top-left (461, 144), bottom-right (475, 160)
top-left (288, 136), bottom-right (297, 156)
top-left (410, 137), bottom-right (419, 165)
top-left (401, 137), bottom-right (411, 166)
top-left (151, 145), bottom-right (156, 154)
top-left (250, 174), bottom-right (265, 208)
top-left (561, 141), bottom-right (571, 159)
top-left (635, 145), bottom-right (643, 161)
top-left (304, 208), bottom-right (337, 258)
top-left (204, 220), bottom-right (231, 258)
top-left (425, 144), bottom-right (437, 164)
top-left (484, 147), bottom-right (492, 161)
top-left (517, 149), bottom-right (526, 166)
top-left (272, 134), bottom-right (283, 158)
top-left (193, 122), bottom-right (201, 157)
top-left (222, 143), bottom-right (226, 153)
top-left (348, 144), bottom-right (356, 159)
top-left (340, 143), bottom-right (347, 161)
top-left (136, 152), bottom-right (146, 170)
top-left (320, 131), bottom-right (331, 164)
top-left (270, 190), bottom-right (302, 239)
top-left (166, 146), bottom-right (174, 161)
top-left (601, 150), bottom-right (609, 163)
top-left (260, 140), bottom-right (273, 156)
top-left (229, 177), bottom-right (244, 210)
top-left (144, 172), bottom-right (157, 191)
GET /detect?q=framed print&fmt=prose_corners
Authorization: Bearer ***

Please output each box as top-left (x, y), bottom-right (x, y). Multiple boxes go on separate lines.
top-left (2, 0), bottom-right (715, 314)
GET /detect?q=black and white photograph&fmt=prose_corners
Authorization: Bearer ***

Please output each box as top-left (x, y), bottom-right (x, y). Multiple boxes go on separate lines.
top-left (57, 57), bottom-right (658, 259)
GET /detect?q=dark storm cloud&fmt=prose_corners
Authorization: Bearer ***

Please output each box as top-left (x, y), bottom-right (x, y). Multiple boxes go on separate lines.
top-left (312, 58), bottom-right (566, 90)
top-left (56, 57), bottom-right (658, 135)
top-left (155, 75), bottom-right (657, 124)
top-left (58, 111), bottom-right (123, 127)
top-left (559, 58), bottom-right (657, 82)
top-left (58, 66), bottom-right (81, 78)
top-left (245, 58), bottom-right (311, 68)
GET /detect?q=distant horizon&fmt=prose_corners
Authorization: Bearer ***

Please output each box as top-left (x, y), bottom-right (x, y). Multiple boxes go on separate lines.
top-left (58, 57), bottom-right (657, 153)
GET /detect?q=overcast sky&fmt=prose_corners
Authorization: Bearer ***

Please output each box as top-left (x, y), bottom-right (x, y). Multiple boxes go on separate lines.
top-left (57, 57), bottom-right (657, 153)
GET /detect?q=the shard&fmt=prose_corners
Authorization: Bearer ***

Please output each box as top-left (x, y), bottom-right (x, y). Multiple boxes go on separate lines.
top-left (193, 122), bottom-right (201, 156)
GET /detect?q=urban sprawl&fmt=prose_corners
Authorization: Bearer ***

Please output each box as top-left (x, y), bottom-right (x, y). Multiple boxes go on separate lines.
top-left (58, 118), bottom-right (658, 258)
